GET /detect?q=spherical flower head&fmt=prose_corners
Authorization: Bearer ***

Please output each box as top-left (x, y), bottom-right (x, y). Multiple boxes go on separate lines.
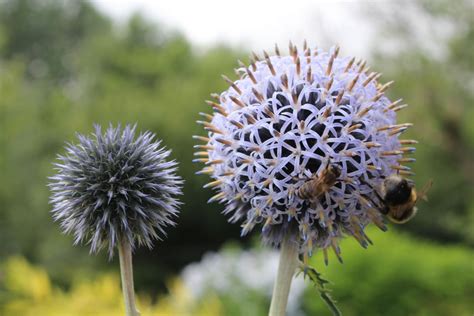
top-left (50, 124), bottom-right (183, 256)
top-left (195, 44), bottom-right (416, 263)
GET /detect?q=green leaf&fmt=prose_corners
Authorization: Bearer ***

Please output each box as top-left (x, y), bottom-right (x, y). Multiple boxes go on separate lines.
top-left (299, 263), bottom-right (342, 316)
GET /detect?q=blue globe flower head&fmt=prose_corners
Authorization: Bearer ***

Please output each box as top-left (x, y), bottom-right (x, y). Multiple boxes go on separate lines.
top-left (195, 43), bottom-right (417, 264)
top-left (50, 124), bottom-right (183, 257)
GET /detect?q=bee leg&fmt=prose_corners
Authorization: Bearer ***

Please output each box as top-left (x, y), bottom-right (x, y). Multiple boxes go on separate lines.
top-left (365, 193), bottom-right (389, 215)
top-left (359, 177), bottom-right (386, 209)
top-left (324, 158), bottom-right (331, 168)
top-left (371, 190), bottom-right (386, 210)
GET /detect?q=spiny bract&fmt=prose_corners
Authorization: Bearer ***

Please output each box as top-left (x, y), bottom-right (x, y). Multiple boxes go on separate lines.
top-left (50, 124), bottom-right (182, 256)
top-left (195, 43), bottom-right (416, 264)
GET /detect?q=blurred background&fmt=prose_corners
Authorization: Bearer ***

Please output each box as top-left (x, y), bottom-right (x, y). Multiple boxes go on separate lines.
top-left (0, 0), bottom-right (472, 315)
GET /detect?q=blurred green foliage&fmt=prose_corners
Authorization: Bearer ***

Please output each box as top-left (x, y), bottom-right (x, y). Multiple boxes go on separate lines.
top-left (1, 230), bottom-right (472, 315)
top-left (0, 0), bottom-right (472, 309)
top-left (304, 229), bottom-right (474, 316)
top-left (0, 0), bottom-right (244, 292)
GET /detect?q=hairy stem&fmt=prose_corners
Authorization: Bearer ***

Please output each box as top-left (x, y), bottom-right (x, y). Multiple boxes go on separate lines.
top-left (269, 234), bottom-right (299, 316)
top-left (118, 237), bottom-right (140, 316)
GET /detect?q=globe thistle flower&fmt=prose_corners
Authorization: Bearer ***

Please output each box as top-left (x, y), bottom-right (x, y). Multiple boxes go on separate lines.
top-left (194, 42), bottom-right (416, 265)
top-left (50, 124), bottom-right (182, 316)
top-left (49, 124), bottom-right (182, 256)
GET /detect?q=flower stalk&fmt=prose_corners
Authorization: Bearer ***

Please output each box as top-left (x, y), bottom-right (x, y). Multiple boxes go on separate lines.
top-left (269, 234), bottom-right (299, 316)
top-left (118, 237), bottom-right (140, 316)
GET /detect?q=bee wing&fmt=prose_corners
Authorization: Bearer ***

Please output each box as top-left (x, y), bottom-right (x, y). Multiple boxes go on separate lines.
top-left (418, 179), bottom-right (433, 202)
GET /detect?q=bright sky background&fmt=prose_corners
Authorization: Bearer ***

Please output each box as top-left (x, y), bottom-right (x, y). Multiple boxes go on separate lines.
top-left (90, 0), bottom-right (377, 56)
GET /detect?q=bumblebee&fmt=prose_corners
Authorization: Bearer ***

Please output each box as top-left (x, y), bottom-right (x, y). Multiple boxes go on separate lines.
top-left (295, 163), bottom-right (341, 200)
top-left (365, 175), bottom-right (433, 224)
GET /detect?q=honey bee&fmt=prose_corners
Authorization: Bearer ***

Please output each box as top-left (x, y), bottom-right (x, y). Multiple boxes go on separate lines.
top-left (294, 162), bottom-right (344, 265)
top-left (364, 175), bottom-right (433, 224)
top-left (295, 162), bottom-right (341, 200)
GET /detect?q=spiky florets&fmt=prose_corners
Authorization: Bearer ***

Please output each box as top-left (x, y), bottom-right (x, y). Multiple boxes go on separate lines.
top-left (50, 124), bottom-right (182, 256)
top-left (195, 44), bottom-right (417, 264)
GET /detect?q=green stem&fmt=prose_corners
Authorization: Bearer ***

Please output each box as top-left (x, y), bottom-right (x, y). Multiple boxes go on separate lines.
top-left (118, 237), bottom-right (140, 316)
top-left (269, 234), bottom-right (299, 316)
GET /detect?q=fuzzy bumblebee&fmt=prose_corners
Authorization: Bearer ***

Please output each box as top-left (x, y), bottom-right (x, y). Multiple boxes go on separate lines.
top-left (49, 124), bottom-right (183, 256)
top-left (194, 43), bottom-right (417, 264)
